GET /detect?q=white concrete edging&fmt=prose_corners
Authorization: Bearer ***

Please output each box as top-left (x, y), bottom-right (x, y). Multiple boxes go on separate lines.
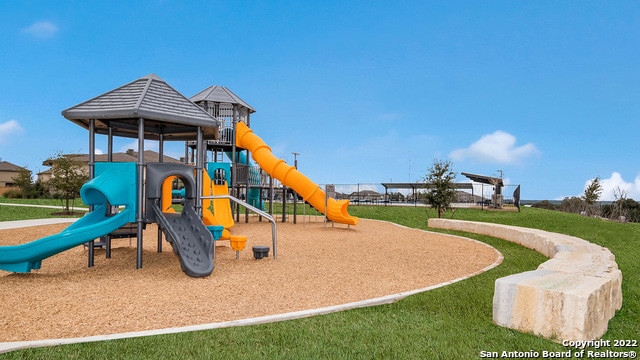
top-left (428, 218), bottom-right (622, 342)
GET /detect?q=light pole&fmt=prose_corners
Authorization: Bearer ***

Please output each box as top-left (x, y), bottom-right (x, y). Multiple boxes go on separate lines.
top-left (291, 152), bottom-right (300, 223)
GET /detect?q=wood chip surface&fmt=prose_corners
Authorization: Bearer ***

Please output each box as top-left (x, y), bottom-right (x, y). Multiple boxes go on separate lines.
top-left (0, 217), bottom-right (500, 342)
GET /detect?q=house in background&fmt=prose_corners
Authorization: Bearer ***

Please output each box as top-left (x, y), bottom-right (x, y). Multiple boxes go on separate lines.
top-left (350, 189), bottom-right (384, 203)
top-left (0, 160), bottom-right (29, 195)
top-left (38, 149), bottom-right (182, 183)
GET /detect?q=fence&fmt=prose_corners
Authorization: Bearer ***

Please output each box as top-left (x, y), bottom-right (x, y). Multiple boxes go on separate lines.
top-left (315, 183), bottom-right (520, 209)
top-left (230, 166), bottom-right (521, 212)
top-left (231, 181), bottom-right (522, 224)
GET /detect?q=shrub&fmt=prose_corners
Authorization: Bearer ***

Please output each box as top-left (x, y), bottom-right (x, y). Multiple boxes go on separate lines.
top-left (560, 196), bottom-right (585, 214)
top-left (602, 199), bottom-right (640, 222)
top-left (3, 189), bottom-right (23, 198)
top-left (531, 200), bottom-right (557, 210)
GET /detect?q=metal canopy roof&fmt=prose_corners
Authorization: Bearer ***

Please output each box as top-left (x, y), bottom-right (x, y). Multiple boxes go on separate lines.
top-left (461, 172), bottom-right (504, 186)
top-left (190, 85), bottom-right (255, 113)
top-left (61, 74), bottom-right (220, 141)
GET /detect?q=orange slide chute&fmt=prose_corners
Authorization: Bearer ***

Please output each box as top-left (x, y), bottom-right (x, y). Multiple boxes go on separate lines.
top-left (201, 170), bottom-right (234, 240)
top-left (161, 171), bottom-right (235, 240)
top-left (235, 121), bottom-right (358, 226)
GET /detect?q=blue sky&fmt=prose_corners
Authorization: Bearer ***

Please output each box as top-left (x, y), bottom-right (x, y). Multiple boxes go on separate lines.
top-left (1, 1), bottom-right (638, 201)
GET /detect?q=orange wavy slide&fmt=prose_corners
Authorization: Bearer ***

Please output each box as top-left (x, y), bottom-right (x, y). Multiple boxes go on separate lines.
top-left (202, 170), bottom-right (234, 240)
top-left (235, 121), bottom-right (358, 226)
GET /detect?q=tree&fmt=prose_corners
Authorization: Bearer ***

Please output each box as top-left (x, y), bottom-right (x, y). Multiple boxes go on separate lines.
top-left (610, 186), bottom-right (630, 221)
top-left (11, 166), bottom-right (33, 198)
top-left (46, 153), bottom-right (88, 214)
top-left (560, 196), bottom-right (584, 214)
top-left (422, 159), bottom-right (457, 218)
top-left (583, 177), bottom-right (602, 205)
top-left (8, 166), bottom-right (46, 198)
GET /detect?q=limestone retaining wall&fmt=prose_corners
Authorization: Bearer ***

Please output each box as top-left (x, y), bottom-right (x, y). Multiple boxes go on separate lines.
top-left (428, 218), bottom-right (622, 342)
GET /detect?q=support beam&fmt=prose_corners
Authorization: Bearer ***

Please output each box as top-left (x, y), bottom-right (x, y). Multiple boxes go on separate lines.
top-left (136, 118), bottom-right (145, 269)
top-left (87, 119), bottom-right (96, 268)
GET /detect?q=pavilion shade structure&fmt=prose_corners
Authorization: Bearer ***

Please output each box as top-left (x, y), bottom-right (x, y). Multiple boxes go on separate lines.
top-left (460, 172), bottom-right (504, 186)
top-left (61, 74), bottom-right (220, 141)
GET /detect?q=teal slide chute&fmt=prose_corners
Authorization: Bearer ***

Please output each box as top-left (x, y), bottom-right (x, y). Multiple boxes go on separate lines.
top-left (0, 162), bottom-right (137, 273)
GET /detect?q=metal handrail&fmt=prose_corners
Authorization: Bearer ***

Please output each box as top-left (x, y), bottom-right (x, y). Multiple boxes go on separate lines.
top-left (201, 194), bottom-right (277, 259)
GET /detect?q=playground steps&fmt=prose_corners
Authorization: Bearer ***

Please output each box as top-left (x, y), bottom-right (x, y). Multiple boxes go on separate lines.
top-left (107, 223), bottom-right (139, 239)
top-left (89, 223), bottom-right (139, 248)
top-left (82, 223), bottom-right (139, 251)
top-left (428, 218), bottom-right (622, 342)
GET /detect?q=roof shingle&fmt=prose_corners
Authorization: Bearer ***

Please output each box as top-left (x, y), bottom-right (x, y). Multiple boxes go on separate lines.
top-left (61, 74), bottom-right (220, 141)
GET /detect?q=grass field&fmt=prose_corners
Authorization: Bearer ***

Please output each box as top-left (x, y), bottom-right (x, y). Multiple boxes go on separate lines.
top-left (0, 198), bottom-right (86, 221)
top-left (0, 204), bottom-right (638, 359)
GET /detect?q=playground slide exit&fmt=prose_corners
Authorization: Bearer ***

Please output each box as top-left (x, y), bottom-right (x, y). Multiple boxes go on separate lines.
top-left (200, 168), bottom-right (234, 240)
top-left (0, 162), bottom-right (136, 273)
top-left (235, 121), bottom-right (358, 226)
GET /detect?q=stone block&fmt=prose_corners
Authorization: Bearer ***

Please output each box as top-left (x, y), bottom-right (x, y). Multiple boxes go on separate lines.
top-left (428, 218), bottom-right (622, 342)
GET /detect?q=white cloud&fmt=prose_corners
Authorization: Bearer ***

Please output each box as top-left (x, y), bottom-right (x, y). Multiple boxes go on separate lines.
top-left (0, 120), bottom-right (24, 143)
top-left (449, 130), bottom-right (539, 165)
top-left (590, 172), bottom-right (640, 201)
top-left (22, 21), bottom-right (58, 39)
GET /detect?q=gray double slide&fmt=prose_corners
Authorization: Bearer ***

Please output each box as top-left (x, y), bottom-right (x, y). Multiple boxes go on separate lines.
top-left (146, 163), bottom-right (214, 277)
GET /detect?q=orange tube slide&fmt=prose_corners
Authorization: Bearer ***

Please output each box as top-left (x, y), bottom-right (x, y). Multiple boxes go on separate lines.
top-left (235, 121), bottom-right (358, 226)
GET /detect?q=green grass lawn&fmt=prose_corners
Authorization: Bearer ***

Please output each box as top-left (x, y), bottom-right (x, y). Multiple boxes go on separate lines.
top-left (0, 197), bottom-right (87, 221)
top-left (1, 205), bottom-right (637, 359)
top-left (0, 202), bottom-right (85, 221)
top-left (0, 197), bottom-right (87, 208)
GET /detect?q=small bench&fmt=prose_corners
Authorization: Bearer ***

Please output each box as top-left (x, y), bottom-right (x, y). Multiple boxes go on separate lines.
top-left (428, 218), bottom-right (622, 342)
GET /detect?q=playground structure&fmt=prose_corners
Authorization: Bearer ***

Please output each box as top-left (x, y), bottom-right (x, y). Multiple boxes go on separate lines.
top-left (0, 74), bottom-right (358, 277)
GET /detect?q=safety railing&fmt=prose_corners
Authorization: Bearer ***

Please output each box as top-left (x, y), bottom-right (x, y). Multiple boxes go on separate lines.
top-left (201, 194), bottom-right (277, 259)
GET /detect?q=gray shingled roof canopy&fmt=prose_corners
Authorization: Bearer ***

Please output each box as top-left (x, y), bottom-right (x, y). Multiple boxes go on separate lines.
top-left (190, 85), bottom-right (256, 113)
top-left (61, 74), bottom-right (220, 141)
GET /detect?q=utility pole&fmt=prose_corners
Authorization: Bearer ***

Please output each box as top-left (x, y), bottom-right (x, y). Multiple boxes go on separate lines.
top-left (291, 152), bottom-right (300, 224)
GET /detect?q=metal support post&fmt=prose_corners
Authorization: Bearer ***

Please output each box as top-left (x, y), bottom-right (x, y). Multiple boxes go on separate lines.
top-left (136, 118), bottom-right (145, 269)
